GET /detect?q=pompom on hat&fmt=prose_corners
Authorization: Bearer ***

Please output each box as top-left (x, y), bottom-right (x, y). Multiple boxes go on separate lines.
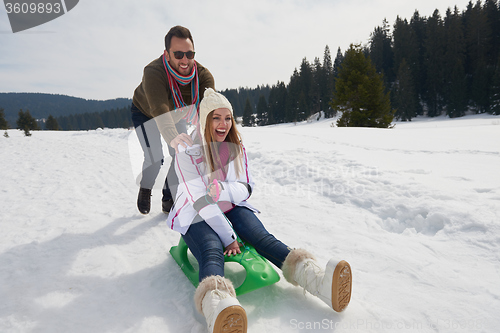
top-left (199, 88), bottom-right (233, 139)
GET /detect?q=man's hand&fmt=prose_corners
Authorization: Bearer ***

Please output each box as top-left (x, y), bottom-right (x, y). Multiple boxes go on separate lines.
top-left (170, 133), bottom-right (193, 153)
top-left (224, 240), bottom-right (242, 256)
top-left (207, 180), bottom-right (220, 201)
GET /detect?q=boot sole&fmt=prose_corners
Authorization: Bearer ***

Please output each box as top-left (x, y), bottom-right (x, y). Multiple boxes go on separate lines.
top-left (213, 305), bottom-right (247, 333)
top-left (331, 260), bottom-right (352, 312)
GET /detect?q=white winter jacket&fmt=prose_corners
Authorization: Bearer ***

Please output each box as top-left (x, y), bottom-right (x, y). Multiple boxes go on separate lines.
top-left (166, 142), bottom-right (257, 247)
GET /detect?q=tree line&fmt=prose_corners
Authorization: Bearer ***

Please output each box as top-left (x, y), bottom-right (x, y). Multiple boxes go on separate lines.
top-left (371, 0), bottom-right (500, 119)
top-left (221, 44), bottom-right (339, 126)
top-left (0, 106), bottom-right (133, 136)
top-left (222, 0), bottom-right (500, 125)
top-left (55, 106), bottom-right (133, 130)
top-left (0, 93), bottom-right (132, 128)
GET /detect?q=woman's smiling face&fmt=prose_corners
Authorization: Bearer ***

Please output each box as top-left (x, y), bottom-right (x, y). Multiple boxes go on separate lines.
top-left (211, 108), bottom-right (232, 142)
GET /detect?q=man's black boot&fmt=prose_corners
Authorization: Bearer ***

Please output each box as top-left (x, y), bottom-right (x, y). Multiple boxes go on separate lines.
top-left (137, 188), bottom-right (152, 215)
top-left (162, 198), bottom-right (174, 214)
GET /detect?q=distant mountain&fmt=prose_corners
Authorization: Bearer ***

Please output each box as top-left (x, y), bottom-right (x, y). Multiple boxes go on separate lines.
top-left (0, 93), bottom-right (132, 128)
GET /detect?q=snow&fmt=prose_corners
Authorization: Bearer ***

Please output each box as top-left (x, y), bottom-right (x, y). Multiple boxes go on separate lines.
top-left (1, 114), bottom-right (499, 332)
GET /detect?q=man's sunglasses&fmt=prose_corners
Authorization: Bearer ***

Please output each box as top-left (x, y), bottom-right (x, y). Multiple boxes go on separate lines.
top-left (172, 51), bottom-right (195, 60)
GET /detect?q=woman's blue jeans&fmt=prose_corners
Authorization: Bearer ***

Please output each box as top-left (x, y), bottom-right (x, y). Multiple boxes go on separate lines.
top-left (182, 206), bottom-right (291, 282)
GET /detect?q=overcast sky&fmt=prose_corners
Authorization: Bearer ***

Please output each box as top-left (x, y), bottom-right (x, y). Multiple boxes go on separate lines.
top-left (1, 0), bottom-right (473, 101)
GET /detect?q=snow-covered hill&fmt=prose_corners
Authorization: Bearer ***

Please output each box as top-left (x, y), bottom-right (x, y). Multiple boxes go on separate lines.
top-left (1, 114), bottom-right (499, 332)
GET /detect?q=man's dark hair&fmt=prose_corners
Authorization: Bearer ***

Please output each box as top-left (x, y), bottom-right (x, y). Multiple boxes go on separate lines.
top-left (165, 25), bottom-right (194, 51)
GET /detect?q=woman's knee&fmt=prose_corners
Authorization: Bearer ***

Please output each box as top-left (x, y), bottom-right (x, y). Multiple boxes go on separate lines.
top-left (199, 240), bottom-right (224, 261)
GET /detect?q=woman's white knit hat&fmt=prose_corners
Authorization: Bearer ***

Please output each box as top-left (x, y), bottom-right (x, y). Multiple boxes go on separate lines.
top-left (199, 88), bottom-right (233, 138)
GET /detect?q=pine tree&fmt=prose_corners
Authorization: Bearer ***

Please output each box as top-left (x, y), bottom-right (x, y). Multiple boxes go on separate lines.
top-left (472, 59), bottom-right (492, 112)
top-left (268, 81), bottom-right (287, 124)
top-left (333, 47), bottom-right (344, 79)
top-left (79, 115), bottom-right (89, 130)
top-left (465, 1), bottom-right (493, 112)
top-left (484, 0), bottom-right (500, 67)
top-left (0, 107), bottom-right (8, 137)
top-left (370, 18), bottom-right (395, 85)
top-left (444, 7), bottom-right (467, 118)
top-left (299, 58), bottom-right (314, 118)
top-left (331, 47), bottom-right (345, 118)
top-left (424, 9), bottom-right (446, 117)
top-left (256, 95), bottom-right (268, 126)
top-left (409, 10), bottom-right (427, 115)
top-left (312, 56), bottom-right (323, 114)
top-left (331, 44), bottom-right (394, 128)
top-left (393, 59), bottom-right (419, 121)
top-left (45, 114), bottom-right (60, 130)
top-left (68, 114), bottom-right (78, 130)
top-left (0, 107), bottom-right (8, 130)
top-left (16, 109), bottom-right (40, 136)
top-left (393, 16), bottom-right (411, 73)
top-left (286, 69), bottom-right (301, 123)
top-left (242, 98), bottom-right (254, 127)
top-left (392, 15), bottom-right (424, 117)
top-left (490, 55), bottom-right (500, 115)
top-left (322, 45), bottom-right (335, 117)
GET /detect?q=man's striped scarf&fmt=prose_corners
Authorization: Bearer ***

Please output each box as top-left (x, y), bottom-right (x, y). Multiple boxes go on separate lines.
top-left (163, 54), bottom-right (200, 125)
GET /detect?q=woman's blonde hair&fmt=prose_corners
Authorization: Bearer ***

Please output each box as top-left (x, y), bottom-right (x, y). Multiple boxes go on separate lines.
top-left (203, 110), bottom-right (243, 177)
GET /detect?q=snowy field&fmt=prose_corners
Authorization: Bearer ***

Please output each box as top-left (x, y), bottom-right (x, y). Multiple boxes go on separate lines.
top-left (1, 114), bottom-right (499, 333)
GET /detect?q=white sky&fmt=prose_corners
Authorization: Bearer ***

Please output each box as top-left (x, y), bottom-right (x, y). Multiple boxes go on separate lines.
top-left (0, 0), bottom-right (474, 101)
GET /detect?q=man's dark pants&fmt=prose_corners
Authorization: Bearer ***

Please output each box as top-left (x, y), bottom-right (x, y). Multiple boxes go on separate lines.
top-left (131, 103), bottom-right (186, 202)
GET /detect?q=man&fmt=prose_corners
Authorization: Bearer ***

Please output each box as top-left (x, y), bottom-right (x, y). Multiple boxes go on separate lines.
top-left (131, 25), bottom-right (215, 214)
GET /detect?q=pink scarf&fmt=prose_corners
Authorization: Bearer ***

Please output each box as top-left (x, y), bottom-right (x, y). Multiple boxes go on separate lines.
top-left (163, 54), bottom-right (200, 125)
top-left (215, 141), bottom-right (230, 181)
top-left (214, 142), bottom-right (235, 212)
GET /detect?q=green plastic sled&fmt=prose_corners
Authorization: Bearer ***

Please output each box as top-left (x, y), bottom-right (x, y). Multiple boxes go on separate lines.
top-left (169, 237), bottom-right (280, 295)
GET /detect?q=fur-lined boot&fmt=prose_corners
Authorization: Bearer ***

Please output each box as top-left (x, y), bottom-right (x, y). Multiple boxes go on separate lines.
top-left (282, 249), bottom-right (352, 312)
top-left (194, 275), bottom-right (247, 333)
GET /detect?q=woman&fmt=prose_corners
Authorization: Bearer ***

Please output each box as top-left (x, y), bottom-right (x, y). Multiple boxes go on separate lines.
top-left (167, 88), bottom-right (352, 333)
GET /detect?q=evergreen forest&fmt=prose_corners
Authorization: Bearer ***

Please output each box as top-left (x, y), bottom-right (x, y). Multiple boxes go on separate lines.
top-left (0, 93), bottom-right (132, 129)
top-left (54, 106), bottom-right (133, 130)
top-left (223, 0), bottom-right (500, 124)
